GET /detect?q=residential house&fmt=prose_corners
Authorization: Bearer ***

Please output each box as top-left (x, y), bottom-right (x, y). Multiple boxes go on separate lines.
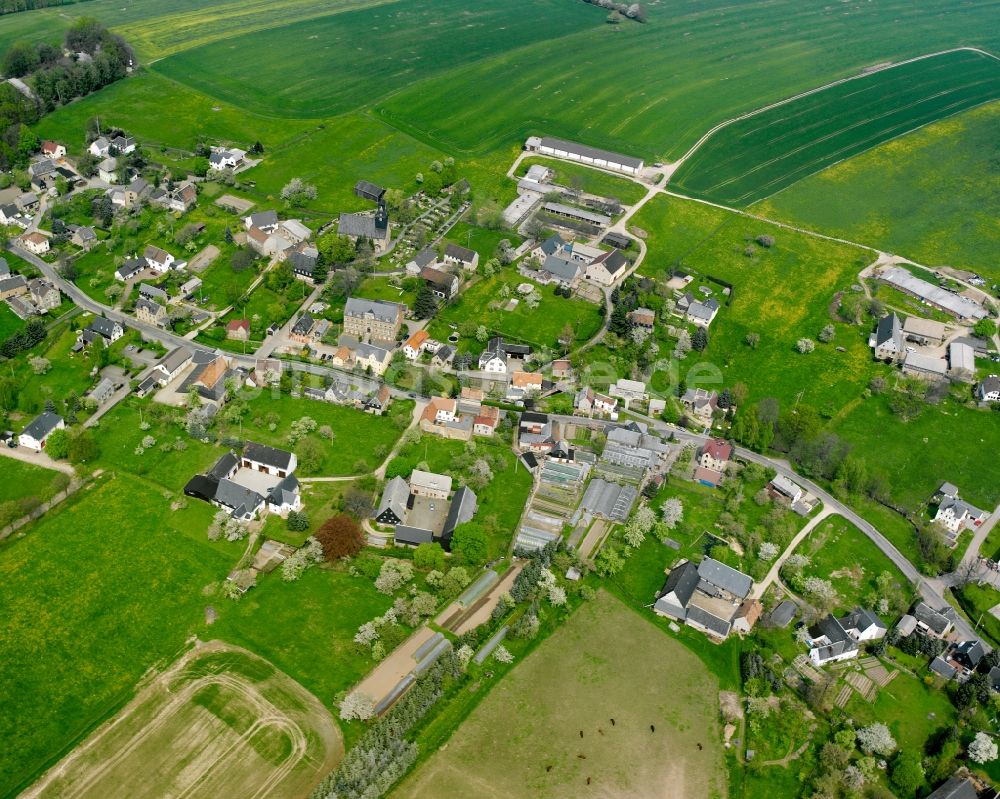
top-left (405, 246), bottom-right (437, 276)
top-left (869, 313), bottom-right (904, 361)
top-left (0, 258), bottom-right (8, 277)
top-left (769, 474), bottom-right (803, 504)
top-left (134, 297), bottom-right (167, 327)
top-left (89, 136), bottom-right (111, 157)
top-left (507, 370), bottom-right (543, 401)
top-left (410, 469), bottom-right (452, 500)
top-left (913, 602), bottom-right (954, 638)
top-left (584, 248), bottom-right (628, 286)
top-left (242, 441), bottom-right (297, 477)
top-left (41, 140), bottom-right (66, 159)
top-left (151, 180), bottom-right (198, 214)
top-left (768, 600), bottom-right (798, 629)
top-left (29, 279), bottom-right (59, 311)
top-left (138, 283), bottom-right (169, 304)
top-left (432, 345), bottom-right (455, 369)
top-left (0, 204), bottom-right (24, 226)
top-left (266, 474), bottom-right (302, 516)
top-left (541, 252), bottom-right (582, 286)
top-left (179, 277), bottom-right (202, 299)
top-left (18, 411), bottom-right (64, 451)
top-left (155, 347), bottom-right (193, 383)
top-left (226, 319), bottom-right (251, 341)
top-left (687, 297), bottom-right (720, 327)
top-left (574, 386), bottom-right (616, 416)
top-left (115, 258), bottom-right (145, 282)
top-left (977, 375), bottom-right (1000, 403)
top-left (518, 411), bottom-right (557, 453)
top-left (15, 192), bottom-right (38, 213)
top-left (181, 353), bottom-right (231, 403)
top-left (288, 242), bottom-right (320, 281)
top-left (353, 341), bottom-right (392, 375)
top-left (421, 266), bottom-right (459, 300)
top-left (209, 147), bottom-right (246, 171)
top-left (290, 313), bottom-right (315, 343)
top-left (530, 233), bottom-right (568, 262)
top-left (364, 385), bottom-right (392, 416)
top-left (419, 395), bottom-right (472, 441)
top-left (403, 329), bottom-right (429, 360)
top-left (925, 777), bottom-right (977, 799)
top-left (732, 599), bottom-right (764, 635)
top-left (143, 245), bottom-right (175, 274)
top-left (551, 359), bottom-right (572, 379)
top-left (806, 615), bottom-right (858, 665)
top-left (28, 158), bottom-right (56, 179)
top-left (112, 134), bottom-right (136, 154)
top-left (608, 378), bottom-right (647, 408)
top-left (694, 438), bottom-right (732, 487)
top-left (244, 210), bottom-right (279, 232)
top-left (82, 316), bottom-right (124, 344)
top-left (248, 357), bottom-right (282, 388)
top-left (343, 297), bottom-right (404, 344)
top-left (627, 307), bottom-right (655, 329)
top-left (653, 557), bottom-right (753, 639)
top-left (70, 226), bottom-right (97, 249)
top-left (443, 243), bottom-right (478, 271)
top-left (473, 405), bottom-right (500, 436)
top-left (681, 388), bottom-right (718, 425)
top-left (0, 274), bottom-right (27, 300)
top-left (121, 177), bottom-right (150, 209)
top-left (933, 483), bottom-right (987, 541)
top-left (97, 157), bottom-right (118, 183)
top-left (19, 232), bottom-right (49, 255)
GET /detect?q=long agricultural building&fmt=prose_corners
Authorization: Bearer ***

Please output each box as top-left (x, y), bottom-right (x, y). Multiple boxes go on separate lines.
top-left (525, 136), bottom-right (644, 175)
top-left (878, 267), bottom-right (987, 321)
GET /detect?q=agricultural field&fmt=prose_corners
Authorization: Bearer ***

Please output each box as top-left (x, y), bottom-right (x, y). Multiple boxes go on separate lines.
top-left (152, 0), bottom-right (603, 118)
top-left (671, 49), bottom-right (1000, 205)
top-left (426, 270), bottom-right (603, 353)
top-left (0, 475), bottom-right (234, 798)
top-left (790, 515), bottom-right (909, 612)
top-left (394, 590), bottom-right (727, 799)
top-left (757, 100), bottom-right (1000, 278)
top-left (23, 643), bottom-right (342, 799)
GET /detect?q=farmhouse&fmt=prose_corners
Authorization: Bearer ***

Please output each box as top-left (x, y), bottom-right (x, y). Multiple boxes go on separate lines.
top-left (373, 470), bottom-right (476, 549)
top-left (138, 283), bottom-right (169, 304)
top-left (878, 266), bottom-right (987, 321)
top-left (584, 248), bottom-right (628, 287)
top-left (869, 313), bottom-right (904, 361)
top-left (478, 336), bottom-right (531, 373)
top-left (531, 233), bottom-right (568, 262)
top-left (419, 395), bottom-right (474, 441)
top-left (903, 351), bottom-right (948, 381)
top-left (420, 266), bottom-right (459, 299)
top-left (143, 245), bottom-right (176, 274)
top-left (244, 210), bottom-right (279, 232)
top-left (155, 347), bottom-right (193, 383)
top-left (903, 315), bottom-right (949, 346)
top-left (608, 378), bottom-right (647, 408)
top-left (209, 147), bottom-right (246, 171)
top-left (949, 341), bottom-right (976, 382)
top-left (525, 136), bottom-right (645, 175)
top-left (18, 411), bottom-right (64, 451)
top-left (226, 319), bottom-right (250, 341)
top-left (115, 258), bottom-right (145, 282)
top-left (185, 443), bottom-right (301, 521)
top-left (507, 370), bottom-right (543, 401)
top-left (653, 557), bottom-right (753, 639)
top-left (805, 608), bottom-right (886, 666)
top-left (913, 601), bottom-right (955, 638)
top-left (180, 352), bottom-right (232, 403)
top-left (540, 252), bottom-right (582, 286)
top-left (149, 180), bottom-right (198, 214)
top-left (517, 411), bottom-right (558, 453)
top-left (403, 329), bottom-right (429, 360)
top-left (406, 247), bottom-right (437, 276)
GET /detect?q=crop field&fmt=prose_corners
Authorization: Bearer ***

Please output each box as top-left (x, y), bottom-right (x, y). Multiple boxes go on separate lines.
top-left (153, 0), bottom-right (602, 118)
top-left (394, 591), bottom-right (726, 799)
top-left (757, 100), bottom-right (1000, 277)
top-left (23, 643), bottom-right (342, 799)
top-left (670, 49), bottom-right (1000, 205)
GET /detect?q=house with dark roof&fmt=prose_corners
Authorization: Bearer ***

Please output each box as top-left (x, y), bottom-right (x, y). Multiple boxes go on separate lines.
top-left (290, 312), bottom-right (314, 342)
top-left (135, 296), bottom-right (168, 327)
top-left (374, 476), bottom-right (410, 525)
top-left (933, 483), bottom-right (988, 542)
top-left (767, 599), bottom-right (797, 628)
top-left (244, 210), bottom-right (279, 232)
top-left (443, 243), bottom-right (478, 271)
top-left (82, 317), bottom-right (124, 344)
top-left (242, 441), bottom-right (296, 477)
top-left (530, 233), bottom-right (568, 262)
top-left (441, 486), bottom-right (477, 546)
top-left (870, 313), bottom-right (904, 362)
top-left (687, 297), bottom-right (720, 327)
top-left (925, 776), bottom-right (978, 799)
top-left (420, 266), bottom-right (459, 299)
top-left (584, 249), bottom-right (628, 286)
top-left (977, 375), bottom-right (1000, 404)
top-left (115, 258), bottom-right (145, 282)
top-left (654, 557), bottom-right (754, 639)
top-left (354, 180), bottom-right (385, 203)
top-left (913, 602), bottom-right (955, 638)
top-left (405, 246), bottom-right (437, 276)
top-left (541, 252), bottom-right (582, 286)
top-left (18, 411), bottom-right (64, 450)
top-left (806, 607), bottom-right (886, 666)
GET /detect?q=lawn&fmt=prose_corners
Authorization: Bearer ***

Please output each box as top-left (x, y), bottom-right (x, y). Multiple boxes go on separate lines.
top-left (952, 583), bottom-right (1000, 648)
top-left (670, 49), bottom-right (1000, 205)
top-left (0, 475), bottom-right (233, 798)
top-left (151, 0), bottom-right (603, 118)
top-left (791, 515), bottom-right (909, 613)
top-left (0, 460), bottom-right (70, 507)
top-left (0, 303), bottom-right (23, 342)
top-left (393, 590), bottom-right (727, 799)
top-left (426, 270), bottom-right (603, 352)
top-left (517, 156), bottom-right (647, 206)
top-left (757, 100), bottom-right (1000, 279)
top-left (444, 222), bottom-right (523, 266)
top-left (632, 194), bottom-right (877, 410)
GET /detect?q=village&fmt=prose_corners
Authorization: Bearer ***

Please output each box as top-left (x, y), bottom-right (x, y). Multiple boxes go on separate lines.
top-left (3, 119), bottom-right (1000, 799)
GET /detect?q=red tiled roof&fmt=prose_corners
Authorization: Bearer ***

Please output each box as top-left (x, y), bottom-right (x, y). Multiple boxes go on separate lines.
top-left (702, 438), bottom-right (733, 462)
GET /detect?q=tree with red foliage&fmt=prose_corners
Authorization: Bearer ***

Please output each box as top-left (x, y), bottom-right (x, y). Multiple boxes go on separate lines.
top-left (315, 515), bottom-right (364, 561)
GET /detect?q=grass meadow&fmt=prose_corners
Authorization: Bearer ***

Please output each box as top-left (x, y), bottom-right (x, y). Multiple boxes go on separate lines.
top-left (394, 590), bottom-right (727, 799)
top-left (758, 100), bottom-right (1000, 278)
top-left (0, 460), bottom-right (69, 506)
top-left (671, 49), bottom-right (1000, 205)
top-left (0, 475), bottom-right (233, 798)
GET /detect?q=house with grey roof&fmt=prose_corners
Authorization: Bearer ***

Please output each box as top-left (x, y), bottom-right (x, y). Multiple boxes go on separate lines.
top-left (88, 376), bottom-right (116, 405)
top-left (18, 411), bottom-right (64, 451)
top-left (686, 297), bottom-right (720, 327)
top-left (405, 246), bottom-right (437, 275)
top-left (870, 312), bottom-right (904, 361)
top-left (654, 557), bottom-right (754, 639)
top-left (441, 486), bottom-right (477, 546)
top-left (806, 607), bottom-right (886, 666)
top-left (338, 205), bottom-right (390, 250)
top-left (525, 136), bottom-right (644, 175)
top-left (343, 297), bottom-right (404, 343)
top-left (925, 776), bottom-right (977, 799)
top-left (913, 602), bottom-right (954, 638)
top-left (443, 243), bottom-right (478, 271)
top-left (244, 210), bottom-right (279, 232)
top-left (374, 476), bottom-right (410, 526)
top-left (977, 375), bottom-right (1000, 404)
top-left (541, 252), bottom-right (582, 285)
top-left (577, 478), bottom-right (638, 522)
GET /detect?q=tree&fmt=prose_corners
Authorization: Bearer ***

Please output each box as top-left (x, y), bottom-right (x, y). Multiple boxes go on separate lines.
top-left (45, 428), bottom-right (69, 460)
top-left (974, 318), bottom-right (997, 340)
top-left (661, 498), bottom-right (683, 528)
top-left (624, 505), bottom-right (655, 547)
top-left (296, 437), bottom-right (324, 473)
top-left (758, 541), bottom-right (779, 561)
top-left (450, 524), bottom-right (488, 565)
top-left (67, 430), bottom-right (97, 463)
top-left (440, 566), bottom-right (471, 596)
top-left (796, 338), bottom-right (816, 354)
top-left (856, 723), bottom-right (897, 756)
top-left (280, 177), bottom-right (318, 207)
top-left (315, 515), bottom-right (364, 561)
top-left (890, 751), bottom-right (924, 797)
top-left (413, 542), bottom-right (446, 571)
top-left (230, 246), bottom-right (255, 272)
top-left (969, 732), bottom-right (999, 763)
top-left (29, 356), bottom-right (50, 374)
top-left (818, 323), bottom-right (835, 343)
top-left (339, 691), bottom-right (375, 721)
top-left (673, 329), bottom-right (691, 359)
top-left (413, 283), bottom-right (437, 319)
top-left (192, 157), bottom-right (209, 177)
top-left (692, 326), bottom-right (709, 352)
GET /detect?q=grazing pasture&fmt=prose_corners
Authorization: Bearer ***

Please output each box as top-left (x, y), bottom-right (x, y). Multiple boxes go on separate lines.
top-left (153, 0), bottom-right (603, 118)
top-left (757, 100), bottom-right (1000, 278)
top-left (393, 591), bottom-right (726, 799)
top-left (23, 644), bottom-right (342, 799)
top-left (671, 49), bottom-right (1000, 205)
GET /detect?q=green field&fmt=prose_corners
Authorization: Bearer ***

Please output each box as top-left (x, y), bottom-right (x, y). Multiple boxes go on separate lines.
top-left (671, 49), bottom-right (1000, 205)
top-left (0, 476), bottom-right (232, 797)
top-left (0, 460), bottom-right (69, 507)
top-left (0, 303), bottom-right (23, 341)
top-left (153, 0), bottom-right (603, 118)
top-left (757, 100), bottom-right (1000, 277)
top-left (394, 591), bottom-right (726, 799)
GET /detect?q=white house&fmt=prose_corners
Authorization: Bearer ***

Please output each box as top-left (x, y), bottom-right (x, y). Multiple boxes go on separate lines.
top-left (443, 243), bottom-right (478, 271)
top-left (19, 232), bottom-right (49, 255)
top-left (97, 157), bottom-right (118, 183)
top-left (402, 330), bottom-right (429, 360)
top-left (41, 140), bottom-right (66, 159)
top-left (242, 441), bottom-right (297, 478)
top-left (209, 147), bottom-right (247, 171)
top-left (265, 475), bottom-right (302, 516)
top-left (143, 245), bottom-right (176, 274)
top-left (977, 375), bottom-right (1000, 403)
top-left (869, 313), bottom-right (904, 361)
top-left (88, 136), bottom-right (111, 157)
top-left (154, 347), bottom-right (193, 383)
top-left (608, 378), bottom-right (647, 408)
top-left (933, 483), bottom-right (988, 539)
top-left (18, 411), bottom-right (64, 451)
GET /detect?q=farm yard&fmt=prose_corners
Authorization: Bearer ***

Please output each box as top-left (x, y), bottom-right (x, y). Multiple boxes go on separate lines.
top-left (23, 643), bottom-right (342, 799)
top-left (670, 49), bottom-right (1000, 205)
top-left (393, 591), bottom-right (726, 799)
top-left (757, 100), bottom-right (1000, 278)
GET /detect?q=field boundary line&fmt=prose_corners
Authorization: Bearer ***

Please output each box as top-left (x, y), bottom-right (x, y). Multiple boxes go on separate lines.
top-left (668, 46), bottom-right (1000, 179)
